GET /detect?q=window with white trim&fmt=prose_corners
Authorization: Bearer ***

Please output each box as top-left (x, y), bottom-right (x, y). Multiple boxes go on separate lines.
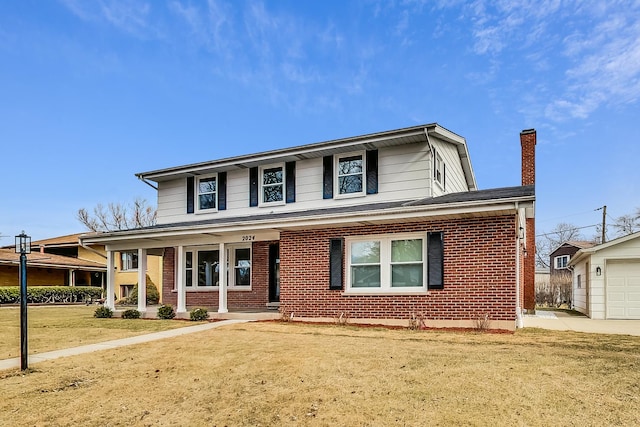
top-left (336, 152), bottom-right (364, 196)
top-left (120, 251), bottom-right (138, 271)
top-left (260, 164), bottom-right (284, 205)
top-left (232, 247), bottom-right (251, 286)
top-left (555, 255), bottom-right (570, 269)
top-left (346, 234), bottom-right (426, 292)
top-left (197, 175), bottom-right (217, 212)
top-left (184, 245), bottom-right (252, 289)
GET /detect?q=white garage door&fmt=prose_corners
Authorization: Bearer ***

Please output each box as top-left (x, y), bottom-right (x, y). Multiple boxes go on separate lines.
top-left (606, 260), bottom-right (640, 319)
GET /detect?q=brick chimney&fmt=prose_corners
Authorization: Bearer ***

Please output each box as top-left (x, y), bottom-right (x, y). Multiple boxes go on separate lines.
top-left (520, 129), bottom-right (536, 186)
top-left (520, 129), bottom-right (536, 312)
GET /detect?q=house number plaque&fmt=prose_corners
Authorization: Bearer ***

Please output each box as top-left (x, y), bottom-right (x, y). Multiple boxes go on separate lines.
top-left (241, 235), bottom-right (256, 241)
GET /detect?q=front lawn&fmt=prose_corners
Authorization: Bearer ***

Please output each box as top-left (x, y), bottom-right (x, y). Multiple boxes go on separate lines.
top-left (0, 305), bottom-right (193, 359)
top-left (1, 319), bottom-right (639, 426)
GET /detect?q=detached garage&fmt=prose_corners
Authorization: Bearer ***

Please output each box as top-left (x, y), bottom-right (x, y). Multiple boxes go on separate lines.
top-left (570, 231), bottom-right (640, 319)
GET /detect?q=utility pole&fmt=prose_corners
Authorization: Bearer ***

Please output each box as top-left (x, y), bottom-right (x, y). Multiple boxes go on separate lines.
top-left (596, 205), bottom-right (607, 243)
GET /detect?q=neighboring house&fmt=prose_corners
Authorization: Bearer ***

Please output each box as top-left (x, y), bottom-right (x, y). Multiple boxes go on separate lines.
top-left (3, 233), bottom-right (164, 301)
top-left (569, 231), bottom-right (640, 319)
top-left (535, 267), bottom-right (550, 287)
top-left (550, 241), bottom-right (595, 277)
top-left (81, 124), bottom-right (536, 330)
top-left (0, 248), bottom-right (106, 287)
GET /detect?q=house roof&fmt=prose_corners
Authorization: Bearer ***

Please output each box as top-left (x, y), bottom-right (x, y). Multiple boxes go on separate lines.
top-left (549, 240), bottom-right (596, 256)
top-left (0, 249), bottom-right (106, 271)
top-left (569, 231), bottom-right (640, 266)
top-left (80, 185), bottom-right (534, 246)
top-left (30, 233), bottom-right (83, 248)
top-left (136, 123), bottom-right (478, 191)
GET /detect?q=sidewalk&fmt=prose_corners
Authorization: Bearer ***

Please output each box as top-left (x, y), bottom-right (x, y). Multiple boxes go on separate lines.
top-left (0, 319), bottom-right (252, 371)
top-left (524, 312), bottom-right (640, 336)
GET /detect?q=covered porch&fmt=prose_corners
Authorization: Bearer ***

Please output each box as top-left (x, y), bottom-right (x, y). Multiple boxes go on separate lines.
top-left (81, 227), bottom-right (281, 315)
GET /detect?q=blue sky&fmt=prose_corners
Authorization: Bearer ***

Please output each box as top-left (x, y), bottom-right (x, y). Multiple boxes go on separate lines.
top-left (1, 0), bottom-right (639, 244)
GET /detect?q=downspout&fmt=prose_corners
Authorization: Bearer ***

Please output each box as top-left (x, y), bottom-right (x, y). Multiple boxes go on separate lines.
top-left (424, 128), bottom-right (434, 198)
top-left (515, 202), bottom-right (524, 328)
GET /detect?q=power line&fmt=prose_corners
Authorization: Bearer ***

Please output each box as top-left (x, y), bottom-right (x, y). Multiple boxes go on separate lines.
top-left (535, 223), bottom-right (598, 238)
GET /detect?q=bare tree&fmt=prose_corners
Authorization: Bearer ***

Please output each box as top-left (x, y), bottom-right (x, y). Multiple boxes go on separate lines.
top-left (77, 198), bottom-right (157, 232)
top-left (611, 211), bottom-right (640, 237)
top-left (535, 222), bottom-right (585, 268)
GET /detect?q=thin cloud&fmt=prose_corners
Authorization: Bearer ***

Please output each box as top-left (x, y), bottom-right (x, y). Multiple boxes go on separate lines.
top-left (458, 0), bottom-right (640, 122)
top-left (59, 0), bottom-right (155, 38)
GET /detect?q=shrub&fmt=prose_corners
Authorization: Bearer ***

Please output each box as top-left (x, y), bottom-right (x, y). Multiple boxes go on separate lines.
top-left (0, 286), bottom-right (103, 305)
top-left (189, 308), bottom-right (208, 321)
top-left (157, 304), bottom-right (176, 320)
top-left (122, 309), bottom-right (141, 319)
top-left (124, 275), bottom-right (160, 305)
top-left (94, 305), bottom-right (113, 318)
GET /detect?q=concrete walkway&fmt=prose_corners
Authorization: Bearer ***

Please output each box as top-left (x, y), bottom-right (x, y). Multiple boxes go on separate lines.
top-left (524, 312), bottom-right (640, 336)
top-left (0, 319), bottom-right (252, 371)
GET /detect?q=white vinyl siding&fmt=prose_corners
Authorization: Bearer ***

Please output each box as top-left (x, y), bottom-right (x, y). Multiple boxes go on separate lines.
top-left (154, 140), bottom-right (470, 225)
top-left (429, 138), bottom-right (468, 197)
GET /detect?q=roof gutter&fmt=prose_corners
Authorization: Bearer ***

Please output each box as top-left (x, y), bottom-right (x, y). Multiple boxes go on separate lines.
top-left (79, 240), bottom-right (108, 260)
top-left (138, 175), bottom-right (158, 191)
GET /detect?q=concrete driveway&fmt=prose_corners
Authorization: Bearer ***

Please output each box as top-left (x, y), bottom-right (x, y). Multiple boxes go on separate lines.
top-left (524, 311), bottom-right (640, 336)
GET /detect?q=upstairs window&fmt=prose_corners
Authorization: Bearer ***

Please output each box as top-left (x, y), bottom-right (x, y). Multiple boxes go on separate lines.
top-left (336, 153), bottom-right (364, 196)
top-left (555, 255), bottom-right (570, 269)
top-left (261, 165), bottom-right (284, 205)
top-left (120, 251), bottom-right (138, 271)
top-left (197, 175), bottom-right (217, 211)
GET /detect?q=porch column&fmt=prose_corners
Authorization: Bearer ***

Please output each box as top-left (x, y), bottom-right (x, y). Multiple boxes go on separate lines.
top-left (176, 246), bottom-right (186, 313)
top-left (137, 248), bottom-right (147, 312)
top-left (218, 242), bottom-right (228, 313)
top-left (106, 251), bottom-right (116, 310)
top-left (69, 270), bottom-right (75, 286)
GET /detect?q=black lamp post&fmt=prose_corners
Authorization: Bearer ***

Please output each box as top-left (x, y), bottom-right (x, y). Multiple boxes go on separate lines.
top-left (15, 231), bottom-right (31, 371)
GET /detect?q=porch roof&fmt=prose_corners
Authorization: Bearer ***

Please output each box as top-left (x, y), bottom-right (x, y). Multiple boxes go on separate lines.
top-left (80, 185), bottom-right (534, 248)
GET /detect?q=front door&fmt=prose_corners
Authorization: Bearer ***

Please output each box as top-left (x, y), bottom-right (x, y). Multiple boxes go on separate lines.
top-left (269, 243), bottom-right (280, 303)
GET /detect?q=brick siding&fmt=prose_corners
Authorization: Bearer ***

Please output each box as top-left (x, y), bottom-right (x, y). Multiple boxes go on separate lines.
top-left (279, 215), bottom-right (518, 322)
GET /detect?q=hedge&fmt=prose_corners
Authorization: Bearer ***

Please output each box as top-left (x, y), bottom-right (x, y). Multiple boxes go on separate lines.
top-left (0, 286), bottom-right (103, 304)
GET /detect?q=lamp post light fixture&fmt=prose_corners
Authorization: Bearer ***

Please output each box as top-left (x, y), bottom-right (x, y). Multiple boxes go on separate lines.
top-left (15, 231), bottom-right (31, 371)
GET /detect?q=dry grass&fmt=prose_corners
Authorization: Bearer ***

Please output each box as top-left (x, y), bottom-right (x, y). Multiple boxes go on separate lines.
top-left (1, 319), bottom-right (639, 426)
top-left (0, 305), bottom-right (194, 359)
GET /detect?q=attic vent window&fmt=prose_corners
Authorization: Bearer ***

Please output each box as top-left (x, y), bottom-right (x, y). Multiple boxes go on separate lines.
top-left (434, 149), bottom-right (445, 187)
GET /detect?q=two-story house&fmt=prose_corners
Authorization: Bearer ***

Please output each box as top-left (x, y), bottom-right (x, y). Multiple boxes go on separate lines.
top-left (81, 124), bottom-right (536, 330)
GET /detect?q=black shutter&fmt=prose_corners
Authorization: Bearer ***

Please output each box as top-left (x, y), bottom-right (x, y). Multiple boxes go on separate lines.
top-left (366, 149), bottom-right (378, 194)
top-left (427, 232), bottom-right (444, 289)
top-left (323, 155), bottom-right (333, 199)
top-left (249, 167), bottom-right (258, 207)
top-left (186, 176), bottom-right (195, 214)
top-left (329, 238), bottom-right (343, 290)
top-left (285, 161), bottom-right (296, 203)
top-left (218, 172), bottom-right (227, 210)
